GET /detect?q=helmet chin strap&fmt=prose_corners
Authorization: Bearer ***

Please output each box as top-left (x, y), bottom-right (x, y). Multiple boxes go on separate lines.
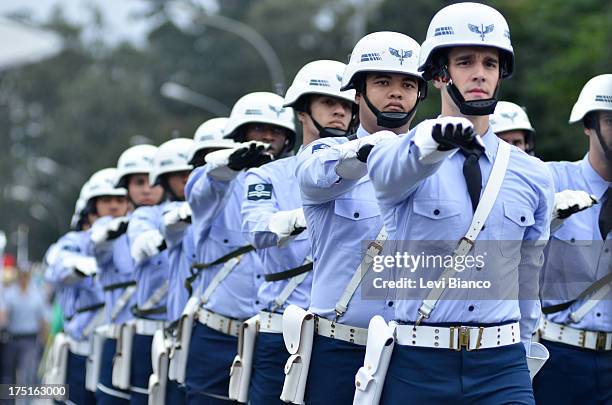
top-left (308, 114), bottom-right (350, 138)
top-left (441, 66), bottom-right (498, 116)
top-left (361, 82), bottom-right (418, 129)
top-left (592, 117), bottom-right (612, 163)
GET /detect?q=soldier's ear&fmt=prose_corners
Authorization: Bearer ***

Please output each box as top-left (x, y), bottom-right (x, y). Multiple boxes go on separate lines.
top-left (296, 111), bottom-right (309, 126)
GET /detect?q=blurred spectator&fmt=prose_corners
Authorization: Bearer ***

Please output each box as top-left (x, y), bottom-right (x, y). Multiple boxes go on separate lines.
top-left (0, 266), bottom-right (49, 394)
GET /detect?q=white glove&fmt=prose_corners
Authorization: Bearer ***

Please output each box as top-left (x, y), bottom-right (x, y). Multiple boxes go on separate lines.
top-left (334, 131), bottom-right (397, 180)
top-left (268, 208), bottom-right (307, 247)
top-left (63, 255), bottom-right (98, 277)
top-left (163, 202), bottom-right (192, 233)
top-left (550, 190), bottom-right (598, 232)
top-left (205, 141), bottom-right (272, 181)
top-left (91, 216), bottom-right (130, 246)
top-left (130, 229), bottom-right (167, 264)
top-left (413, 117), bottom-right (480, 164)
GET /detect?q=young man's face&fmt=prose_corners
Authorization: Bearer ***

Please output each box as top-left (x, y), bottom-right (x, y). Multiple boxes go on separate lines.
top-left (498, 130), bottom-right (527, 152)
top-left (244, 123), bottom-right (290, 156)
top-left (586, 111), bottom-right (612, 161)
top-left (442, 46), bottom-right (500, 102)
top-left (298, 95), bottom-right (353, 141)
top-left (95, 195), bottom-right (128, 218)
top-left (356, 72), bottom-right (419, 130)
top-left (127, 173), bottom-right (164, 207)
top-left (165, 171), bottom-right (191, 200)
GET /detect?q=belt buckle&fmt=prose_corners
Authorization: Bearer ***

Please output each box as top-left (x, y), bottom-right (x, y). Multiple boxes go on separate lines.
top-left (452, 326), bottom-right (479, 351)
top-left (596, 331), bottom-right (607, 351)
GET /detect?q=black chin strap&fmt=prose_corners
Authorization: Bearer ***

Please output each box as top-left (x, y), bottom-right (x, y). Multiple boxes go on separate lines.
top-left (308, 113), bottom-right (350, 138)
top-left (592, 117), bottom-right (612, 166)
top-left (361, 82), bottom-right (418, 129)
top-left (440, 65), bottom-right (498, 116)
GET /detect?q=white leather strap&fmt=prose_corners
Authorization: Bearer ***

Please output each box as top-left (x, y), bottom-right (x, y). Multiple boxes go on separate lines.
top-left (197, 308), bottom-right (241, 337)
top-left (201, 257), bottom-right (241, 305)
top-left (67, 336), bottom-right (90, 356)
top-left (134, 319), bottom-right (165, 336)
top-left (335, 226), bottom-right (388, 319)
top-left (395, 321), bottom-right (520, 350)
top-left (111, 285), bottom-right (137, 321)
top-left (540, 319), bottom-right (612, 351)
top-left (259, 311), bottom-right (283, 333)
top-left (140, 281), bottom-right (168, 311)
top-left (570, 282), bottom-right (611, 323)
top-left (315, 316), bottom-right (368, 346)
top-left (418, 140), bottom-right (511, 322)
top-left (271, 257), bottom-right (312, 312)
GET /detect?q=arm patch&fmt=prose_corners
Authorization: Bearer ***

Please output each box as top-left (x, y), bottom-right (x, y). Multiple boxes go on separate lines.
top-left (311, 143), bottom-right (330, 153)
top-left (247, 183), bottom-right (273, 200)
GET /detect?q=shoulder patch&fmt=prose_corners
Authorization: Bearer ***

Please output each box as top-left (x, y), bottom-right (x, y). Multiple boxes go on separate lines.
top-left (311, 143), bottom-right (330, 153)
top-left (247, 183), bottom-right (273, 200)
top-left (61, 244), bottom-right (81, 253)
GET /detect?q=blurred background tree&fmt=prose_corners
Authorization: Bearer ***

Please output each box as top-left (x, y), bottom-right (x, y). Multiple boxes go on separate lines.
top-left (0, 0), bottom-right (610, 259)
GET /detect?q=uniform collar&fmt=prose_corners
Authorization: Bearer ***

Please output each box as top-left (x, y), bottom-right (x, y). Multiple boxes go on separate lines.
top-left (356, 125), bottom-right (370, 138)
top-left (479, 126), bottom-right (498, 163)
top-left (580, 154), bottom-right (610, 199)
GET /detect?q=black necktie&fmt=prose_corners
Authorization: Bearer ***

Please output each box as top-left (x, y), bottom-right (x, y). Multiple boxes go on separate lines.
top-left (460, 148), bottom-right (483, 213)
top-left (600, 187), bottom-right (611, 239)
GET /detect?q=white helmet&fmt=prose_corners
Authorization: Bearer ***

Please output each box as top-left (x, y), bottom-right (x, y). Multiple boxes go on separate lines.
top-left (284, 60), bottom-right (356, 110)
top-left (223, 92), bottom-right (296, 151)
top-left (84, 168), bottom-right (127, 209)
top-left (115, 144), bottom-right (158, 188)
top-left (569, 74), bottom-right (612, 124)
top-left (188, 118), bottom-right (236, 164)
top-left (149, 138), bottom-right (194, 186)
top-left (70, 181), bottom-right (90, 229)
top-left (341, 31), bottom-right (425, 94)
top-left (490, 101), bottom-right (535, 134)
top-left (419, 2), bottom-right (514, 80)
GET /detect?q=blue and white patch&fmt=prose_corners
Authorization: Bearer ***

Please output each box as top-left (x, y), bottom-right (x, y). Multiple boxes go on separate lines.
top-left (434, 26), bottom-right (454, 36)
top-left (361, 52), bottom-right (382, 62)
top-left (247, 183), bottom-right (273, 200)
top-left (595, 95), bottom-right (612, 103)
top-left (468, 23), bottom-right (495, 41)
top-left (61, 244), bottom-right (81, 253)
top-left (311, 143), bottom-right (330, 153)
top-left (500, 112), bottom-right (518, 122)
top-left (309, 79), bottom-right (331, 87)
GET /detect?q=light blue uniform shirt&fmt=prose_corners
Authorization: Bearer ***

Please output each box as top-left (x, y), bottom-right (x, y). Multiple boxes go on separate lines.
top-left (45, 230), bottom-right (105, 340)
top-left (186, 165), bottom-right (264, 320)
top-left (91, 215), bottom-right (137, 325)
top-left (242, 155), bottom-right (312, 312)
top-left (295, 126), bottom-right (395, 329)
top-left (127, 204), bottom-right (170, 321)
top-left (3, 282), bottom-right (47, 335)
top-left (541, 155), bottom-right (611, 332)
top-left (368, 125), bottom-right (554, 342)
top-left (161, 201), bottom-right (197, 322)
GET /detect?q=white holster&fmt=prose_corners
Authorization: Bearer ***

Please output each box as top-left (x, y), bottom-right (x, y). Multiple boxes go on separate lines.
top-left (353, 316), bottom-right (395, 405)
top-left (113, 322), bottom-right (135, 389)
top-left (169, 296), bottom-right (200, 384)
top-left (228, 314), bottom-right (260, 403)
top-left (44, 332), bottom-right (70, 385)
top-left (526, 341), bottom-right (549, 380)
top-left (280, 305), bottom-right (315, 405)
top-left (148, 329), bottom-right (169, 405)
top-left (86, 325), bottom-right (108, 392)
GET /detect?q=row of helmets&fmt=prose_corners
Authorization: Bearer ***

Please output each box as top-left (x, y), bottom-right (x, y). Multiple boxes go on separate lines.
top-left (70, 2), bottom-right (611, 225)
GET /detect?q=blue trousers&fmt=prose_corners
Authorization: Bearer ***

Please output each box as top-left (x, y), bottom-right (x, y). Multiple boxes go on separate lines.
top-left (95, 338), bottom-right (131, 404)
top-left (248, 332), bottom-right (286, 405)
top-left (533, 340), bottom-right (612, 405)
top-left (66, 351), bottom-right (97, 405)
top-left (184, 323), bottom-right (237, 404)
top-left (166, 379), bottom-right (187, 405)
top-left (380, 342), bottom-right (534, 404)
top-left (129, 334), bottom-right (153, 405)
top-left (304, 335), bottom-right (365, 404)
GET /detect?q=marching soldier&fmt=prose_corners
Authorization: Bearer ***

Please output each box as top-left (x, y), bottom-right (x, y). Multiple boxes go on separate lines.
top-left (367, 3), bottom-right (554, 403)
top-left (490, 100), bottom-right (536, 154)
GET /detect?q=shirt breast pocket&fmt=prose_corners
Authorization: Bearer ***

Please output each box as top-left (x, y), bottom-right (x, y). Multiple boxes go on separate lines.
top-left (333, 199), bottom-right (381, 246)
top-left (412, 199), bottom-right (461, 239)
top-left (500, 202), bottom-right (535, 258)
